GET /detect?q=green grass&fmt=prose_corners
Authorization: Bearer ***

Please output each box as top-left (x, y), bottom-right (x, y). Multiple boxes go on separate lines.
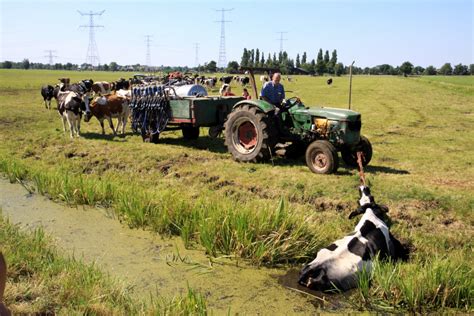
top-left (0, 213), bottom-right (208, 315)
top-left (0, 69), bottom-right (473, 312)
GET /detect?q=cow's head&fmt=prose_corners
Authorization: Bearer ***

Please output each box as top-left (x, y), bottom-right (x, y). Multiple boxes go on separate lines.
top-left (81, 79), bottom-right (94, 92)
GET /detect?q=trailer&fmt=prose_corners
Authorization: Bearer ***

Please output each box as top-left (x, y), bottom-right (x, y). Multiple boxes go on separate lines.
top-left (129, 83), bottom-right (244, 142)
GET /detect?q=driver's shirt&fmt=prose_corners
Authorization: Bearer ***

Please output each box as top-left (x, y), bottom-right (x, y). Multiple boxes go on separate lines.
top-left (260, 82), bottom-right (285, 105)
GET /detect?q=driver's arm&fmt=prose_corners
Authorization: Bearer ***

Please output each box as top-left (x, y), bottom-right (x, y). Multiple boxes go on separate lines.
top-left (261, 96), bottom-right (271, 103)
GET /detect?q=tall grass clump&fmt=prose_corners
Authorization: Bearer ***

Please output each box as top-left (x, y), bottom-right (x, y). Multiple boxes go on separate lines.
top-left (353, 255), bottom-right (473, 312)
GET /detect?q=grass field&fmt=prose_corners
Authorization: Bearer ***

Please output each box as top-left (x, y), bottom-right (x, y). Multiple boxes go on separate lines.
top-left (0, 69), bottom-right (472, 312)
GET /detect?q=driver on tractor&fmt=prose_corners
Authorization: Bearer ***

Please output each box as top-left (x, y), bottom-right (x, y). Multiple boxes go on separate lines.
top-left (260, 72), bottom-right (285, 108)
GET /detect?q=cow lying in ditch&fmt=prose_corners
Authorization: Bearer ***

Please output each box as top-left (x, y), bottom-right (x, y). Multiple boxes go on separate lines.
top-left (298, 186), bottom-right (408, 292)
top-left (84, 94), bottom-right (130, 135)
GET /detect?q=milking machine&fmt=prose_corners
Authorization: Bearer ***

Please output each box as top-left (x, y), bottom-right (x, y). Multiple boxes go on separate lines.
top-left (130, 83), bottom-right (171, 143)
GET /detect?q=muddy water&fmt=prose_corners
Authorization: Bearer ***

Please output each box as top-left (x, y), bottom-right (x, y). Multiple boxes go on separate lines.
top-left (0, 178), bottom-right (340, 314)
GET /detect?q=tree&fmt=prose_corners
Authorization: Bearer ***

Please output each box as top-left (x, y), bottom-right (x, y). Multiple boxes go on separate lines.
top-left (453, 63), bottom-right (468, 75)
top-left (323, 50), bottom-right (330, 66)
top-left (330, 49), bottom-right (337, 66)
top-left (315, 49), bottom-right (325, 75)
top-left (470, 64), bottom-right (474, 75)
top-left (241, 48), bottom-right (249, 67)
top-left (399, 61), bottom-right (413, 77)
top-left (423, 65), bottom-right (437, 75)
top-left (2, 61), bottom-right (13, 69)
top-left (226, 61), bottom-right (239, 74)
top-left (296, 54), bottom-right (300, 68)
top-left (255, 49), bottom-right (260, 67)
top-left (260, 53), bottom-right (265, 67)
top-left (265, 53), bottom-right (272, 67)
top-left (310, 59), bottom-right (316, 74)
top-left (334, 62), bottom-right (345, 76)
top-left (328, 49), bottom-right (337, 74)
top-left (206, 60), bottom-right (217, 73)
top-left (439, 63), bottom-right (453, 75)
top-left (21, 58), bottom-right (30, 70)
top-left (109, 62), bottom-right (119, 71)
top-left (301, 52), bottom-right (307, 65)
top-left (378, 64), bottom-right (393, 75)
top-left (413, 66), bottom-right (425, 75)
top-left (250, 49), bottom-right (255, 67)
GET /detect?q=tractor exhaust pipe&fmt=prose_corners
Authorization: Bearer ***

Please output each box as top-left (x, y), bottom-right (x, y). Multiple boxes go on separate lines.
top-left (348, 61), bottom-right (355, 109)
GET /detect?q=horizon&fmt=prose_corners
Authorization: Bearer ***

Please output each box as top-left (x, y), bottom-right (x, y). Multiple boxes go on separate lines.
top-left (1, 0), bottom-right (472, 68)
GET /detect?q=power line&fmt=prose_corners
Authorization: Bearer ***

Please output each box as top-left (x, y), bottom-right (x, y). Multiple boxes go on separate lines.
top-left (44, 50), bottom-right (58, 65)
top-left (78, 10), bottom-right (105, 66)
top-left (193, 42), bottom-right (199, 67)
top-left (145, 35), bottom-right (153, 68)
top-left (276, 31), bottom-right (288, 52)
top-left (215, 8), bottom-right (233, 68)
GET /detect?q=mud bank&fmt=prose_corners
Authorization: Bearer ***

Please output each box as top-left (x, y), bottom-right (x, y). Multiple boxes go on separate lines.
top-left (0, 178), bottom-right (340, 313)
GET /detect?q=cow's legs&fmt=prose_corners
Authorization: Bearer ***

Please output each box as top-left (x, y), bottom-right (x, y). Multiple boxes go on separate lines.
top-left (47, 99), bottom-right (51, 110)
top-left (99, 119), bottom-right (106, 135)
top-left (61, 113), bottom-right (67, 133)
top-left (65, 112), bottom-right (75, 138)
top-left (121, 116), bottom-right (127, 135)
top-left (76, 115), bottom-right (81, 137)
top-left (107, 117), bottom-right (116, 135)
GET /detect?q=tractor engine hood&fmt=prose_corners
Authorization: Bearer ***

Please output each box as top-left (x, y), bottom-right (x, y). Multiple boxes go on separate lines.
top-left (290, 106), bottom-right (361, 122)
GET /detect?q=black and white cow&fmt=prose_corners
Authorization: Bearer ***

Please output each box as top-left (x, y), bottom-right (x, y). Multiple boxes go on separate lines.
top-left (298, 186), bottom-right (408, 292)
top-left (40, 85), bottom-right (55, 109)
top-left (56, 91), bottom-right (86, 138)
top-left (239, 76), bottom-right (250, 86)
top-left (65, 79), bottom-right (94, 114)
top-left (219, 75), bottom-right (233, 84)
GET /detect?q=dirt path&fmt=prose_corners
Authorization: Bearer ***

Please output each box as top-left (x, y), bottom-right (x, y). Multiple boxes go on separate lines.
top-left (0, 178), bottom-right (335, 314)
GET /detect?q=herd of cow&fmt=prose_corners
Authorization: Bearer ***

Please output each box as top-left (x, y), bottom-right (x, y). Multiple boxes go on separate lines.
top-left (40, 77), bottom-right (133, 138)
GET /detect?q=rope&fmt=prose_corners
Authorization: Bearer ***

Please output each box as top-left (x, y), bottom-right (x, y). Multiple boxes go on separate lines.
top-left (356, 151), bottom-right (366, 186)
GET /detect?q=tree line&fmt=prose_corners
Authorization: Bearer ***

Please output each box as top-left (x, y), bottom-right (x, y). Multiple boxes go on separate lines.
top-left (226, 48), bottom-right (473, 76)
top-left (1, 54), bottom-right (473, 76)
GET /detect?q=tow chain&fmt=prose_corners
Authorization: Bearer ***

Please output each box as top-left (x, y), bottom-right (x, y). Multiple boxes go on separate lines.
top-left (356, 151), bottom-right (366, 186)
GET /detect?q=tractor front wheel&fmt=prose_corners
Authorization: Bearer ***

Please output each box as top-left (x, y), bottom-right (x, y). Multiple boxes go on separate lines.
top-left (341, 135), bottom-right (372, 167)
top-left (305, 140), bottom-right (339, 174)
top-left (224, 104), bottom-right (276, 162)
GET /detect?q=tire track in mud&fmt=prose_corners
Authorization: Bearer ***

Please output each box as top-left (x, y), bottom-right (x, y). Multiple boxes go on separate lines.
top-left (0, 178), bottom-right (338, 314)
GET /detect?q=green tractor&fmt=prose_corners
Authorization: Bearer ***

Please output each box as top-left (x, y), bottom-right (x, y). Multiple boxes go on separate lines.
top-left (224, 67), bottom-right (372, 174)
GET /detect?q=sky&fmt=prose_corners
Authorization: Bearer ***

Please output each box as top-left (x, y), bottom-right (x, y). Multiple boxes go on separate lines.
top-left (1, 0), bottom-right (472, 68)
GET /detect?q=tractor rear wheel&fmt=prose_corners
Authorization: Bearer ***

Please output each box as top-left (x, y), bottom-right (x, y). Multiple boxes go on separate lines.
top-left (224, 104), bottom-right (277, 162)
top-left (182, 126), bottom-right (200, 140)
top-left (341, 135), bottom-right (372, 167)
top-left (305, 140), bottom-right (339, 174)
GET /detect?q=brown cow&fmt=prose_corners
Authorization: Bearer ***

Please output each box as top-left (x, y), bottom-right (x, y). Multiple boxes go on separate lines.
top-left (0, 252), bottom-right (11, 316)
top-left (84, 94), bottom-right (130, 135)
top-left (91, 81), bottom-right (112, 96)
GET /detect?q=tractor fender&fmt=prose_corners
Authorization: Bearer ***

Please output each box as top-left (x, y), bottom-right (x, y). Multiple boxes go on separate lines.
top-left (233, 99), bottom-right (276, 113)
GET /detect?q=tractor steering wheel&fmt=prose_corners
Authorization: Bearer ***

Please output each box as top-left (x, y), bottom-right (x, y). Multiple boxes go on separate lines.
top-left (282, 96), bottom-right (302, 110)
